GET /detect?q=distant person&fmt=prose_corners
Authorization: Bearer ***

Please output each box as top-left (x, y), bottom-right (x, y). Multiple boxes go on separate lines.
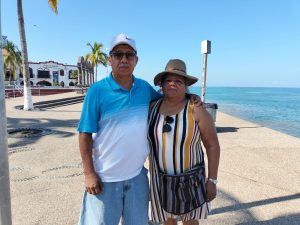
top-left (148, 59), bottom-right (220, 225)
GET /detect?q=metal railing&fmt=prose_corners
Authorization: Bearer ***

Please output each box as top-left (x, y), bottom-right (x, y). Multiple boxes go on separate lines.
top-left (13, 84), bottom-right (23, 97)
top-left (5, 84), bottom-right (84, 98)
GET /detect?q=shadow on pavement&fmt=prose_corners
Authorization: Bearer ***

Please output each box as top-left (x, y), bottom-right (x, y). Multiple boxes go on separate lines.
top-left (217, 126), bottom-right (264, 133)
top-left (208, 191), bottom-right (300, 225)
top-left (213, 193), bottom-right (300, 215)
top-left (217, 127), bottom-right (239, 133)
top-left (7, 117), bottom-right (78, 148)
top-left (237, 213), bottom-right (300, 225)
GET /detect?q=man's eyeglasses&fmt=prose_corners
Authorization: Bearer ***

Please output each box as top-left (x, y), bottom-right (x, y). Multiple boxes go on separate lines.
top-left (110, 51), bottom-right (136, 60)
top-left (163, 116), bottom-right (174, 133)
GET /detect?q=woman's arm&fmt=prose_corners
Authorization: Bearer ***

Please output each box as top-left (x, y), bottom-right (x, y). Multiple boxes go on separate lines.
top-left (193, 105), bottom-right (220, 201)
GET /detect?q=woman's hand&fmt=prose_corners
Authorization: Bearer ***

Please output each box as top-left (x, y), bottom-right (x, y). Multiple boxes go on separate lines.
top-left (84, 172), bottom-right (103, 195)
top-left (206, 181), bottom-right (217, 202)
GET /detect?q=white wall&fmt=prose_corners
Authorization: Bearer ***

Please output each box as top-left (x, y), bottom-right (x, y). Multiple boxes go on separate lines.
top-left (19, 61), bottom-right (78, 87)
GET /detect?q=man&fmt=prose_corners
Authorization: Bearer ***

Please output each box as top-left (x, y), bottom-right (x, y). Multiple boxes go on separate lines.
top-left (77, 34), bottom-right (161, 225)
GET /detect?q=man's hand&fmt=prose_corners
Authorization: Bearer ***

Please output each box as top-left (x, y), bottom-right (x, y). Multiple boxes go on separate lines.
top-left (188, 94), bottom-right (203, 107)
top-left (84, 172), bottom-right (103, 195)
top-left (206, 181), bottom-right (217, 202)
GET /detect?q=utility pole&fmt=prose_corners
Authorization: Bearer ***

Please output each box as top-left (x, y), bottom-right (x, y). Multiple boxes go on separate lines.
top-left (0, 0), bottom-right (13, 224)
top-left (201, 40), bottom-right (211, 103)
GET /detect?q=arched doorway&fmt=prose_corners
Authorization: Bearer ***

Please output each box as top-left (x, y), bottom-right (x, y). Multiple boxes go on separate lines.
top-left (5, 71), bottom-right (14, 83)
top-left (36, 80), bottom-right (52, 86)
top-left (20, 81), bottom-right (33, 86)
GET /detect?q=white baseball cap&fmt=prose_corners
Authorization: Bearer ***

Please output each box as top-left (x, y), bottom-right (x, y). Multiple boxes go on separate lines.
top-left (109, 34), bottom-right (137, 52)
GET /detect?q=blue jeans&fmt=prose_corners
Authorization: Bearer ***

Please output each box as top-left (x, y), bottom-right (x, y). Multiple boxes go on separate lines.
top-left (78, 167), bottom-right (149, 225)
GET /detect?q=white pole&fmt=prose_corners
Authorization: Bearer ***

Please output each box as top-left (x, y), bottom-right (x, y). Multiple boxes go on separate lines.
top-left (200, 40), bottom-right (211, 103)
top-left (201, 53), bottom-right (208, 103)
top-left (0, 0), bottom-right (13, 224)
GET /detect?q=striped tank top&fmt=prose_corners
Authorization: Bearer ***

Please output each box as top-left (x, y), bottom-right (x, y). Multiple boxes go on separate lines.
top-left (147, 99), bottom-right (209, 223)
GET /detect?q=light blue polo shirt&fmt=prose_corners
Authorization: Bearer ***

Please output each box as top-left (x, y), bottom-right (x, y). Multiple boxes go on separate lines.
top-left (78, 73), bottom-right (161, 182)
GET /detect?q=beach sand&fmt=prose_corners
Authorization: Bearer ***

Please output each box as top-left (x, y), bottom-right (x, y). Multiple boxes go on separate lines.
top-left (4, 93), bottom-right (300, 225)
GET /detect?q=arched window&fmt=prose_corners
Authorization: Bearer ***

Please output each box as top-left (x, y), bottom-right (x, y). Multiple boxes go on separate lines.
top-left (69, 70), bottom-right (78, 79)
top-left (60, 69), bottom-right (64, 76)
top-left (29, 67), bottom-right (34, 78)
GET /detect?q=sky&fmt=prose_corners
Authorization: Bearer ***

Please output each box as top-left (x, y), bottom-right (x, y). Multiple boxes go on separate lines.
top-left (2, 0), bottom-right (300, 87)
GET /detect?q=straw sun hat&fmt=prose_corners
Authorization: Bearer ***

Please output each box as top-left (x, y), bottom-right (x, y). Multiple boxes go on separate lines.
top-left (154, 59), bottom-right (198, 86)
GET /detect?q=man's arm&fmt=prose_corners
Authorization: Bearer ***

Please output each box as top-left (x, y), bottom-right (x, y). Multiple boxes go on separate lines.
top-left (79, 132), bottom-right (103, 195)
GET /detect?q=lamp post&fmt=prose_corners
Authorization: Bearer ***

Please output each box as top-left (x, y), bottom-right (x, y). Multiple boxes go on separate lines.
top-left (201, 40), bottom-right (218, 122)
top-left (201, 40), bottom-right (211, 103)
top-left (0, 1), bottom-right (13, 224)
top-left (64, 64), bottom-right (68, 88)
top-left (105, 48), bottom-right (109, 75)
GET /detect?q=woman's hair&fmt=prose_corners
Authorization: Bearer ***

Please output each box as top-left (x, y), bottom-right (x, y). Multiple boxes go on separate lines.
top-left (186, 87), bottom-right (190, 94)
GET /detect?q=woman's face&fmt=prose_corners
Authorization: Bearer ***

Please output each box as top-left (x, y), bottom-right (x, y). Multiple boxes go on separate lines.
top-left (161, 74), bottom-right (187, 98)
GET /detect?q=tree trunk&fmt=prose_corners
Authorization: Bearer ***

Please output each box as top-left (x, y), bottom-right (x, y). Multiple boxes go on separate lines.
top-left (0, 1), bottom-right (13, 223)
top-left (95, 63), bottom-right (98, 82)
top-left (17, 0), bottom-right (33, 110)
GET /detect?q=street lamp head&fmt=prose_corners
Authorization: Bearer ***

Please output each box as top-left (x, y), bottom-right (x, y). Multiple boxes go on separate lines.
top-left (1, 35), bottom-right (8, 47)
top-left (201, 40), bottom-right (211, 54)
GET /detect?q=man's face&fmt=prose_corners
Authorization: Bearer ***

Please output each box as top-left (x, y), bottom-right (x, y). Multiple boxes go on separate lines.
top-left (108, 44), bottom-right (138, 79)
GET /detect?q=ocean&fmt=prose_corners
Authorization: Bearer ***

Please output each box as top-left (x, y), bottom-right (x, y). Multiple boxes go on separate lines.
top-left (189, 87), bottom-right (300, 138)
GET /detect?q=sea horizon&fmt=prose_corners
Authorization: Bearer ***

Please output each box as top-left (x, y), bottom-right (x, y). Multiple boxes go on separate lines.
top-left (189, 86), bottom-right (300, 138)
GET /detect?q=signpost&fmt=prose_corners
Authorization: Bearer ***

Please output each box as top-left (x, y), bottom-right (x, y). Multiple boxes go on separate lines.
top-left (0, 1), bottom-right (13, 224)
top-left (201, 40), bottom-right (211, 103)
top-left (201, 40), bottom-right (218, 122)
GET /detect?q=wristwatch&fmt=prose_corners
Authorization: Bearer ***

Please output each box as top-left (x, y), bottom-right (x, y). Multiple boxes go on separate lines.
top-left (208, 178), bottom-right (218, 185)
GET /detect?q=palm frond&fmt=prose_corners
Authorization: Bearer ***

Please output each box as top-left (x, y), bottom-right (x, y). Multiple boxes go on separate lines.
top-left (48, 0), bottom-right (58, 14)
top-left (84, 53), bottom-right (91, 61)
top-left (86, 42), bottom-right (93, 49)
top-left (3, 40), bottom-right (23, 74)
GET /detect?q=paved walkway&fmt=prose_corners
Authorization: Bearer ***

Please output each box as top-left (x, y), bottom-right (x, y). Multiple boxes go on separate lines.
top-left (5, 93), bottom-right (300, 225)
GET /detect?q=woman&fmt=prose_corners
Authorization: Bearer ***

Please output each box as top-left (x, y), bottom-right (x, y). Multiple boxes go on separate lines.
top-left (148, 59), bottom-right (220, 225)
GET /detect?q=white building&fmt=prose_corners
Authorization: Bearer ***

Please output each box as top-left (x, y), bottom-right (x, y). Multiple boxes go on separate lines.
top-left (22, 61), bottom-right (78, 87)
top-left (5, 59), bottom-right (95, 87)
top-left (4, 60), bottom-right (79, 87)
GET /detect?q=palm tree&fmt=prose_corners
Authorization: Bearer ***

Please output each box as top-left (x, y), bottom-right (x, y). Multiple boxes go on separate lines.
top-left (17, 0), bottom-right (58, 110)
top-left (3, 41), bottom-right (22, 85)
top-left (85, 42), bottom-right (108, 82)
